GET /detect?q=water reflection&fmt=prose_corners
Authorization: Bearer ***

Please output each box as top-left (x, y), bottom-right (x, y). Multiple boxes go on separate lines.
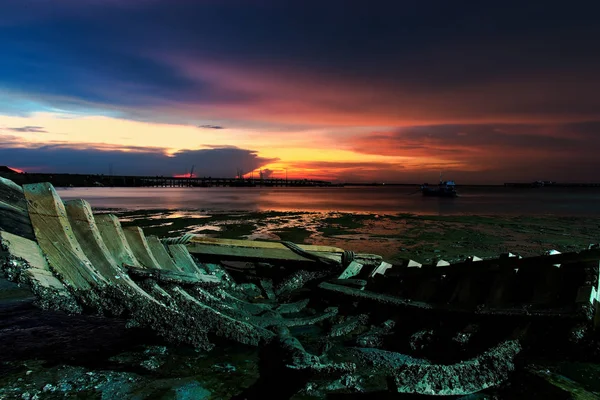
top-left (56, 186), bottom-right (600, 216)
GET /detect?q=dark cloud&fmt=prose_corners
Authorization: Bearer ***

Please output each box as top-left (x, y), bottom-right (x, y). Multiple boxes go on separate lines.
top-left (287, 161), bottom-right (405, 171)
top-left (0, 1), bottom-right (598, 124)
top-left (0, 134), bottom-right (23, 146)
top-left (260, 169), bottom-right (274, 179)
top-left (2, 1), bottom-right (600, 183)
top-left (350, 122), bottom-right (600, 156)
top-left (0, 139), bottom-right (278, 177)
top-left (346, 121), bottom-right (600, 183)
top-left (5, 125), bottom-right (47, 133)
top-left (198, 125), bottom-right (225, 129)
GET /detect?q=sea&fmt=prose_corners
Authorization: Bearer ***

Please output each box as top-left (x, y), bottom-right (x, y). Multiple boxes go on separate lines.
top-left (56, 185), bottom-right (600, 216)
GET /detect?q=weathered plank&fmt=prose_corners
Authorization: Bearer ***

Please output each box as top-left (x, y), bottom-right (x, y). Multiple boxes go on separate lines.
top-left (22, 183), bottom-right (108, 291)
top-left (338, 260), bottom-right (364, 279)
top-left (60, 199), bottom-right (220, 346)
top-left (319, 282), bottom-right (587, 319)
top-left (187, 243), bottom-right (385, 266)
top-left (0, 176), bottom-right (25, 206)
top-left (0, 230), bottom-right (50, 272)
top-left (0, 177), bottom-right (35, 240)
top-left (64, 200), bottom-right (127, 284)
top-left (187, 242), bottom-right (328, 263)
top-left (123, 226), bottom-right (162, 270)
top-left (168, 244), bottom-right (207, 275)
top-left (95, 213), bottom-right (140, 267)
top-left (188, 240), bottom-right (382, 267)
top-left (0, 230), bottom-right (80, 312)
top-left (527, 367), bottom-right (600, 399)
top-left (146, 236), bottom-right (182, 272)
top-left (189, 236), bottom-right (345, 253)
top-left (391, 248), bottom-right (600, 279)
top-left (64, 200), bottom-right (158, 306)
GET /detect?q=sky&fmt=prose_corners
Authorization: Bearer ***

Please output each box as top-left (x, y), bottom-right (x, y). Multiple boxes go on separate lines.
top-left (1, 1), bottom-right (599, 184)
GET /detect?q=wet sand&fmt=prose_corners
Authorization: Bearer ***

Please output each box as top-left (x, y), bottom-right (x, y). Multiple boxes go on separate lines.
top-left (114, 210), bottom-right (600, 264)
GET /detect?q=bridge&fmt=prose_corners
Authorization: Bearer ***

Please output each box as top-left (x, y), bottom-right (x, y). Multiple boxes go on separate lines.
top-left (0, 170), bottom-right (337, 188)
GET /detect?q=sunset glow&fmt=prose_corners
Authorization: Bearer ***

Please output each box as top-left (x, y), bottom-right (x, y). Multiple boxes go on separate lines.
top-left (1, 2), bottom-right (598, 183)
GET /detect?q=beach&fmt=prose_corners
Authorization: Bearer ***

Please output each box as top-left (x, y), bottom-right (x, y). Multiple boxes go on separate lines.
top-left (111, 209), bottom-right (600, 265)
top-left (2, 187), bottom-right (600, 398)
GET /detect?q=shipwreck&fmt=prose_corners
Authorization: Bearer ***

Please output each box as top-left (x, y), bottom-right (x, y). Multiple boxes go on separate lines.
top-left (1, 176), bottom-right (599, 398)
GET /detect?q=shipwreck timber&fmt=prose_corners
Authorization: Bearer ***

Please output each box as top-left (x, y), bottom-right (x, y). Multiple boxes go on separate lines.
top-left (1, 177), bottom-right (600, 398)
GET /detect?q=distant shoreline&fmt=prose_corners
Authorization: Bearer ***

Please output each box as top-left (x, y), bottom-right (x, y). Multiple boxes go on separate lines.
top-left (3, 170), bottom-right (600, 188)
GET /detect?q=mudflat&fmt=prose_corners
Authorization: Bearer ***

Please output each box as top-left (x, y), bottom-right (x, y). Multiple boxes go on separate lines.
top-left (2, 209), bottom-right (599, 399)
top-left (114, 210), bottom-right (600, 263)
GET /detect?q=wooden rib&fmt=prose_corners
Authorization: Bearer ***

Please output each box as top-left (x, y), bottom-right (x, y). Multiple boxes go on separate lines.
top-left (95, 214), bottom-right (140, 267)
top-left (22, 183), bottom-right (107, 291)
top-left (62, 200), bottom-right (221, 344)
top-left (125, 265), bottom-right (221, 286)
top-left (64, 200), bottom-right (125, 285)
top-left (167, 285), bottom-right (275, 346)
top-left (146, 236), bottom-right (182, 272)
top-left (168, 244), bottom-right (206, 275)
top-left (486, 268), bottom-right (519, 306)
top-left (123, 226), bottom-right (163, 270)
top-left (64, 199), bottom-right (154, 302)
top-left (0, 230), bottom-right (49, 272)
top-left (0, 230), bottom-right (76, 307)
top-left (0, 177), bottom-right (35, 240)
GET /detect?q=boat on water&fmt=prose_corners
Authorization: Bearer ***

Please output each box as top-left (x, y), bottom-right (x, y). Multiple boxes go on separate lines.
top-left (420, 179), bottom-right (457, 197)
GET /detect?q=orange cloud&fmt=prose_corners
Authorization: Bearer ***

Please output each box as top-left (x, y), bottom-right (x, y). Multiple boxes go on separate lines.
top-left (144, 54), bottom-right (600, 130)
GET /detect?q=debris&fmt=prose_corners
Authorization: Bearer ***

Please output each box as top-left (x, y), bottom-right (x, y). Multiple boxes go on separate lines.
top-left (390, 340), bottom-right (522, 395)
top-left (329, 314), bottom-right (369, 337)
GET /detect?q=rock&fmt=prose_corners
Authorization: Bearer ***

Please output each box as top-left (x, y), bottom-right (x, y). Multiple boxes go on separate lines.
top-left (350, 347), bottom-right (430, 369)
top-left (569, 324), bottom-right (588, 344)
top-left (324, 374), bottom-right (364, 392)
top-left (173, 381), bottom-right (211, 400)
top-left (58, 382), bottom-right (73, 392)
top-left (356, 319), bottom-right (396, 348)
top-left (143, 345), bottom-right (168, 356)
top-left (212, 363), bottom-right (236, 373)
top-left (42, 384), bottom-right (54, 392)
top-left (140, 356), bottom-right (163, 371)
top-left (453, 324), bottom-right (479, 347)
top-left (329, 314), bottom-right (368, 338)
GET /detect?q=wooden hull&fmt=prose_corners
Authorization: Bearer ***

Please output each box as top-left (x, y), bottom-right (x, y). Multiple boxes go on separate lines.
top-left (1, 176), bottom-right (599, 397)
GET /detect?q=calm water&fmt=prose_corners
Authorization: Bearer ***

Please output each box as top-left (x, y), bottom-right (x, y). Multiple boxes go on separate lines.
top-left (56, 186), bottom-right (600, 216)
